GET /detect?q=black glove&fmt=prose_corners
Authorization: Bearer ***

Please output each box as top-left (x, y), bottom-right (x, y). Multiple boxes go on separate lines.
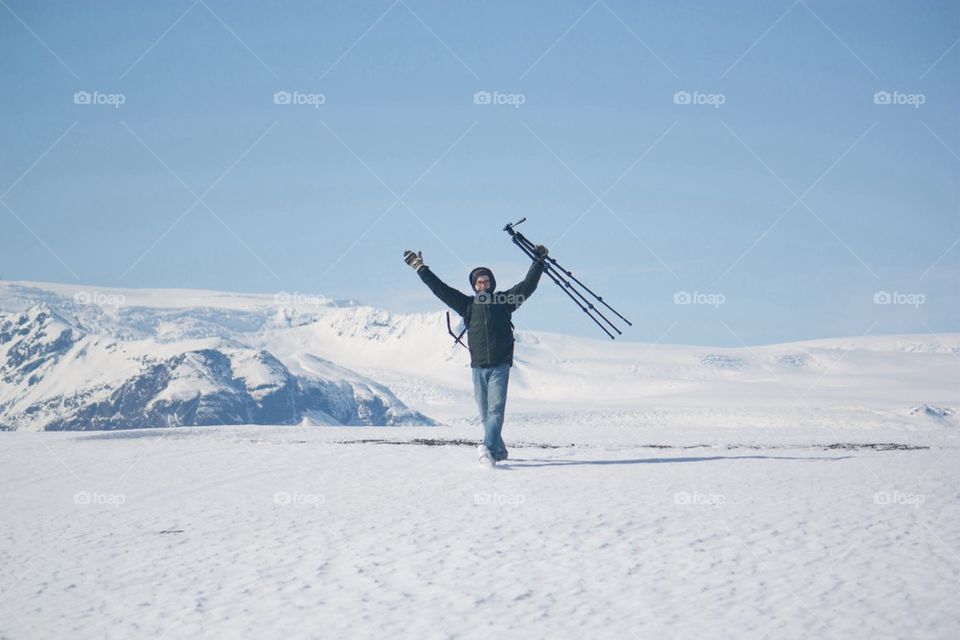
top-left (403, 249), bottom-right (426, 272)
top-left (534, 244), bottom-right (549, 261)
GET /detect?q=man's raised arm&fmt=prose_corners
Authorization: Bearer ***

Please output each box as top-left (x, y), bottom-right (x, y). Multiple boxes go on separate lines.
top-left (403, 250), bottom-right (471, 317)
top-left (504, 244), bottom-right (548, 309)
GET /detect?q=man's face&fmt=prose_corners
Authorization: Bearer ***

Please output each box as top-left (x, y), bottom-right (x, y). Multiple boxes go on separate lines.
top-left (473, 275), bottom-right (491, 293)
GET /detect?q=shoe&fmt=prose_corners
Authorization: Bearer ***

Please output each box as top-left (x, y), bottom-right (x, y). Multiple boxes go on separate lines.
top-left (477, 444), bottom-right (495, 467)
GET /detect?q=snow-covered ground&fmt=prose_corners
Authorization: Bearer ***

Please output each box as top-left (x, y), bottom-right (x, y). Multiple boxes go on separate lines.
top-left (2, 280), bottom-right (958, 638)
top-left (2, 422), bottom-right (958, 639)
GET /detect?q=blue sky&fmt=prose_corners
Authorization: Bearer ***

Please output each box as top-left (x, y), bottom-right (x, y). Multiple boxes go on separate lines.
top-left (1, 0), bottom-right (957, 346)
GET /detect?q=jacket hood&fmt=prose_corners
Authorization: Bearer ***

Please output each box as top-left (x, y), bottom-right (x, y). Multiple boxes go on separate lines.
top-left (468, 267), bottom-right (496, 293)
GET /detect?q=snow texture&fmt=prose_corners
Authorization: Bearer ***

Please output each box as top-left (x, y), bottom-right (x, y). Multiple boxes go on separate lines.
top-left (0, 280), bottom-right (957, 638)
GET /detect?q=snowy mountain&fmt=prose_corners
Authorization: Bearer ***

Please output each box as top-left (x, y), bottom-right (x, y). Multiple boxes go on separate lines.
top-left (0, 288), bottom-right (433, 431)
top-left (0, 280), bottom-right (957, 432)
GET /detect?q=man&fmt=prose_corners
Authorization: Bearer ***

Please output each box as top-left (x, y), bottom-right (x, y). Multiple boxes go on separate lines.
top-left (403, 246), bottom-right (548, 466)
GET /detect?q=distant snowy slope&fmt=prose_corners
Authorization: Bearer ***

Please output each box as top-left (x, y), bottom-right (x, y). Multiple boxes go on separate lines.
top-left (256, 315), bottom-right (959, 427)
top-left (0, 280), bottom-right (956, 431)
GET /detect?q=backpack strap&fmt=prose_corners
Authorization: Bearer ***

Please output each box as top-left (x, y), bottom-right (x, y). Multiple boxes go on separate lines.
top-left (446, 311), bottom-right (468, 351)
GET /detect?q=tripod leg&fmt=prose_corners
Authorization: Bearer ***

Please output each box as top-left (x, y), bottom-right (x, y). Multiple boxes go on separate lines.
top-left (513, 235), bottom-right (623, 336)
top-left (512, 238), bottom-right (616, 339)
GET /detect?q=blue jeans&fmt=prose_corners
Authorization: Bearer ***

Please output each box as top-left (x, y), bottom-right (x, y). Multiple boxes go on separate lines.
top-left (472, 363), bottom-right (511, 461)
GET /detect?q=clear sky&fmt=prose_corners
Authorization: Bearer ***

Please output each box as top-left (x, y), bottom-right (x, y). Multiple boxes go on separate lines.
top-left (1, 0), bottom-right (957, 346)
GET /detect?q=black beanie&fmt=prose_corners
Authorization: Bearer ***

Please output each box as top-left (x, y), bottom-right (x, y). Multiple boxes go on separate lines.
top-left (468, 267), bottom-right (496, 292)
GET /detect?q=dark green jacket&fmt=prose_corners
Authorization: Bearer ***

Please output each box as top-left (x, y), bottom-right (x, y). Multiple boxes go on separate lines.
top-left (419, 262), bottom-right (545, 367)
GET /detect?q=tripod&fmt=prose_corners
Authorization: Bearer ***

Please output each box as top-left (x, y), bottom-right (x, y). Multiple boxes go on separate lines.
top-left (504, 218), bottom-right (631, 340)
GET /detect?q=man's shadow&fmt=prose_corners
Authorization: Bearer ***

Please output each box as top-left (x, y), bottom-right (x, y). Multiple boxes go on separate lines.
top-left (499, 454), bottom-right (854, 468)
